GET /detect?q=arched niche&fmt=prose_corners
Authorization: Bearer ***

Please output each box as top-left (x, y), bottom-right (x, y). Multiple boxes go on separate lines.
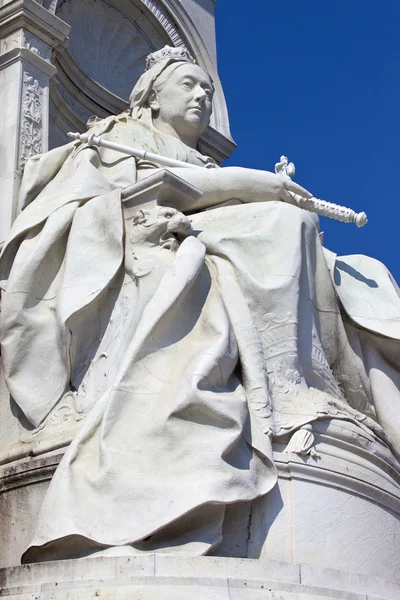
top-left (49, 0), bottom-right (235, 162)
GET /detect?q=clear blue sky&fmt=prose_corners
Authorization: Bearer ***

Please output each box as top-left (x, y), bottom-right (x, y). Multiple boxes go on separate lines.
top-left (216, 0), bottom-right (400, 282)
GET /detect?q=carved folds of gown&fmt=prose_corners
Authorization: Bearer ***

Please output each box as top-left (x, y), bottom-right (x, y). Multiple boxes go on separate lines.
top-left (1, 115), bottom-right (400, 561)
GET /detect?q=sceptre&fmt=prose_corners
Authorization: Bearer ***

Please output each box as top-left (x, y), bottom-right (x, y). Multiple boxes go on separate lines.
top-left (67, 132), bottom-right (368, 227)
top-left (274, 155), bottom-right (367, 227)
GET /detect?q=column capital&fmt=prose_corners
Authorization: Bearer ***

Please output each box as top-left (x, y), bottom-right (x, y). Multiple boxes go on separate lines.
top-left (0, 0), bottom-right (70, 53)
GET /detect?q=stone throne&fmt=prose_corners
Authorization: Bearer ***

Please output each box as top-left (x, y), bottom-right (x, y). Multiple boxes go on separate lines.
top-left (0, 2), bottom-right (400, 599)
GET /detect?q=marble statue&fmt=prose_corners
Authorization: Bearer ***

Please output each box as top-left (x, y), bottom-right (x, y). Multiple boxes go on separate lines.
top-left (1, 45), bottom-right (400, 563)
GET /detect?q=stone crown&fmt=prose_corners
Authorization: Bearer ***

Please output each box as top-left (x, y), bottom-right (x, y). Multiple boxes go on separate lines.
top-left (146, 45), bottom-right (196, 70)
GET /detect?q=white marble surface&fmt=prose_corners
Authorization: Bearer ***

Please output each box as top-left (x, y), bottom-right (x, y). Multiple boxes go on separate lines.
top-left (1, 424), bottom-right (399, 582)
top-left (1, 554), bottom-right (399, 599)
top-left (1, 39), bottom-right (400, 587)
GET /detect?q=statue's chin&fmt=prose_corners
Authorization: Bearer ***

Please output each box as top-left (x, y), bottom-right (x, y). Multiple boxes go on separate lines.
top-left (174, 116), bottom-right (209, 141)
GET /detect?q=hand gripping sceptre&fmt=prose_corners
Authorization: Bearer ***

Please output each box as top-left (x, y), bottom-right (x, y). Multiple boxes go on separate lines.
top-left (275, 155), bottom-right (368, 227)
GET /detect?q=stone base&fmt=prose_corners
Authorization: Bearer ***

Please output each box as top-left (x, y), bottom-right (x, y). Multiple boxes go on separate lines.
top-left (1, 419), bottom-right (400, 592)
top-left (247, 419), bottom-right (400, 584)
top-left (0, 555), bottom-right (399, 599)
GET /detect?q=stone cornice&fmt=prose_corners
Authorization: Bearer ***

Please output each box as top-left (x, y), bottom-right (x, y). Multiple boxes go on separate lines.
top-left (0, 45), bottom-right (56, 76)
top-left (2, 423), bottom-right (400, 516)
top-left (0, 0), bottom-right (70, 51)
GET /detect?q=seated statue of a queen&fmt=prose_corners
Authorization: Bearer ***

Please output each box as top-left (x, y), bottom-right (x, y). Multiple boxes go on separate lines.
top-left (1, 45), bottom-right (400, 562)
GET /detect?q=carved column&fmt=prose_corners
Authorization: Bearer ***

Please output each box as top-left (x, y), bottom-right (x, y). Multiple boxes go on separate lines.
top-left (0, 0), bottom-right (69, 245)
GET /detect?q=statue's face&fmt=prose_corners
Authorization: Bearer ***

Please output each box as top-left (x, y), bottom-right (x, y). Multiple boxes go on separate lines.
top-left (151, 63), bottom-right (214, 142)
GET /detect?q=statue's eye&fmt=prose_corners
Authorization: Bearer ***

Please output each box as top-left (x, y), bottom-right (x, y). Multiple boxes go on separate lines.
top-left (164, 211), bottom-right (173, 219)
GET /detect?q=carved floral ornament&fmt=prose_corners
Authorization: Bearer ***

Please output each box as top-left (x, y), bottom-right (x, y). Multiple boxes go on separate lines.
top-left (19, 72), bottom-right (43, 167)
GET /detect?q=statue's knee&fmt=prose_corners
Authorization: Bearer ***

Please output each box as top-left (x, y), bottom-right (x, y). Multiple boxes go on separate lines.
top-left (274, 201), bottom-right (320, 232)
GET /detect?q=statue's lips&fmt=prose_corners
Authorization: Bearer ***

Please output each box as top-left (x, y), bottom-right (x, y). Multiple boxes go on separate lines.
top-left (188, 106), bottom-right (203, 115)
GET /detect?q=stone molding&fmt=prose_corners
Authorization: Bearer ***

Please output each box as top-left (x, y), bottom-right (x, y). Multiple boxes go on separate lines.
top-left (0, 451), bottom-right (62, 494)
top-left (0, 43), bottom-right (55, 77)
top-left (199, 126), bottom-right (236, 165)
top-left (137, 0), bottom-right (185, 46)
top-left (1, 422), bottom-right (399, 580)
top-left (0, 0), bottom-right (69, 53)
top-left (2, 422), bottom-right (400, 515)
top-left (0, 0), bottom-right (69, 79)
top-left (0, 555), bottom-right (399, 599)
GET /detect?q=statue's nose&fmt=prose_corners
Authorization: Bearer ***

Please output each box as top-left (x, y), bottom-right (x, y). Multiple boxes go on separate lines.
top-left (194, 84), bottom-right (207, 103)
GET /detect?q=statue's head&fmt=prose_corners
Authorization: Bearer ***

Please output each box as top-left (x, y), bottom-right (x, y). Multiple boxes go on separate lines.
top-left (129, 46), bottom-right (214, 147)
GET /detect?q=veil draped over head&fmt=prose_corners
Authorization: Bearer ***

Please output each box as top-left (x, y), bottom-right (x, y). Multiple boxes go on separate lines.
top-left (129, 57), bottom-right (213, 125)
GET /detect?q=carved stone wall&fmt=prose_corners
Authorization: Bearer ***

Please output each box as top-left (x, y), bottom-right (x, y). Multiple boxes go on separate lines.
top-left (0, 0), bottom-right (69, 245)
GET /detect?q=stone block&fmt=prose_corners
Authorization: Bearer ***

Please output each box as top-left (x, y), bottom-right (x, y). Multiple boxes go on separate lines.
top-left (300, 564), bottom-right (400, 599)
top-left (154, 555), bottom-right (300, 584)
top-left (1, 556), bottom-right (397, 599)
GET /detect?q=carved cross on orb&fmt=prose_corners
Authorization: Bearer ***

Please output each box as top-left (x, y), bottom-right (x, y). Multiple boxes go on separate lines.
top-left (275, 155), bottom-right (296, 179)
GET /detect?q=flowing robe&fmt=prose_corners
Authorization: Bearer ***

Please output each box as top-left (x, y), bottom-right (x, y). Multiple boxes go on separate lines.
top-left (1, 115), bottom-right (400, 562)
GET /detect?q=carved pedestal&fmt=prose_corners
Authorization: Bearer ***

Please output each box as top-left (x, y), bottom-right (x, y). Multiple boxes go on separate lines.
top-left (1, 428), bottom-right (399, 598)
top-left (0, 555), bottom-right (399, 600)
